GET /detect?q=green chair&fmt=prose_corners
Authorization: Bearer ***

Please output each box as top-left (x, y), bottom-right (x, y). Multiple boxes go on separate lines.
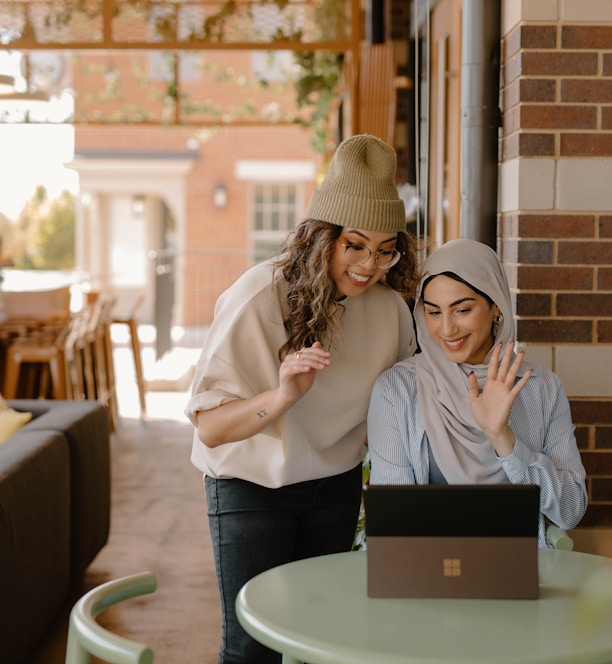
top-left (65, 571), bottom-right (157, 664)
top-left (547, 523), bottom-right (574, 551)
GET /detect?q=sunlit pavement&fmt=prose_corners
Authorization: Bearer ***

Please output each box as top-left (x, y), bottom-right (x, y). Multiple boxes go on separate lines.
top-left (111, 324), bottom-right (205, 423)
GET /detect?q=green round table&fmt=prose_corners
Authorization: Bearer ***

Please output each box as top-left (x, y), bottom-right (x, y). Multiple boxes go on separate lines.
top-left (237, 549), bottom-right (612, 664)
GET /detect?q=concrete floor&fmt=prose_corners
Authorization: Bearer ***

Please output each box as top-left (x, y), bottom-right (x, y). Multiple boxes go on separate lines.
top-left (25, 335), bottom-right (221, 664)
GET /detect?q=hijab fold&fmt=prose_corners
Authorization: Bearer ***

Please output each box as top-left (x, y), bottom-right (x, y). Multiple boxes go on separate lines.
top-left (406, 240), bottom-right (518, 484)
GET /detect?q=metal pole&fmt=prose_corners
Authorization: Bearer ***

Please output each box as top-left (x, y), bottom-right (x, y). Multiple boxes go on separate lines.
top-left (460, 0), bottom-right (501, 247)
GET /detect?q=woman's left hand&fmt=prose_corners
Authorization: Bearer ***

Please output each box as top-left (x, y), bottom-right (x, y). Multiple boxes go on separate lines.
top-left (467, 342), bottom-right (533, 457)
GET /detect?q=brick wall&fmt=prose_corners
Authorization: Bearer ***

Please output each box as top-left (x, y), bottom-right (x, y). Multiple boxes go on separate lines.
top-left (180, 125), bottom-right (318, 326)
top-left (499, 6), bottom-right (612, 526)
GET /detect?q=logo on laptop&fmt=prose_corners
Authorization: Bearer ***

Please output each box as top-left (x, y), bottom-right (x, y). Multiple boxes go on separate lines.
top-left (443, 558), bottom-right (461, 577)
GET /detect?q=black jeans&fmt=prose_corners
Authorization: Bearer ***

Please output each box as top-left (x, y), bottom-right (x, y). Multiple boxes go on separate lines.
top-left (205, 464), bottom-right (362, 664)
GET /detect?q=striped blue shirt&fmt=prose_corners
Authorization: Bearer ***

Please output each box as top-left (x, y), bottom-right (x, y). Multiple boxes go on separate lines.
top-left (367, 363), bottom-right (588, 548)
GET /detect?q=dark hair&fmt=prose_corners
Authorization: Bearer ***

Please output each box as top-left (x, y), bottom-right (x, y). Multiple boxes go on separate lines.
top-left (422, 271), bottom-right (494, 305)
top-left (273, 219), bottom-right (420, 360)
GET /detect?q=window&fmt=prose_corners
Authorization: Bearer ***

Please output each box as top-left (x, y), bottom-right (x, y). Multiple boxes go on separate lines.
top-left (252, 182), bottom-right (299, 263)
top-left (235, 159), bottom-right (315, 264)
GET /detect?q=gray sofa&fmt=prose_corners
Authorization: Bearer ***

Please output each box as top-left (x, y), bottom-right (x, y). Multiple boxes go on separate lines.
top-left (0, 399), bottom-right (111, 664)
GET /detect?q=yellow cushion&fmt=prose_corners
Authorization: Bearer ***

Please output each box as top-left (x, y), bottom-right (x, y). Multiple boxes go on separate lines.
top-left (0, 394), bottom-right (33, 445)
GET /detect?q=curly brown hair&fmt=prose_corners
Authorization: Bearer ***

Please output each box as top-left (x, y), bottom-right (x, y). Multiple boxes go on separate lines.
top-left (273, 219), bottom-right (420, 360)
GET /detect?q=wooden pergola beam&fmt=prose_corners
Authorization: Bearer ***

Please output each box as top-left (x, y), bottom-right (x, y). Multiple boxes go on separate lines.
top-left (0, 0), bottom-right (362, 132)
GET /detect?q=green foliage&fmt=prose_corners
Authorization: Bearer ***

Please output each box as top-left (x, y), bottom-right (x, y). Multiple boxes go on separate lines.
top-left (352, 446), bottom-right (370, 551)
top-left (0, 213), bottom-right (13, 260)
top-left (292, 51), bottom-right (344, 154)
top-left (13, 186), bottom-right (75, 269)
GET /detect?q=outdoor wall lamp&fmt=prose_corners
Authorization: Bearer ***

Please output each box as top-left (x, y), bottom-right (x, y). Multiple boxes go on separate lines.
top-left (213, 182), bottom-right (228, 209)
top-left (132, 194), bottom-right (145, 217)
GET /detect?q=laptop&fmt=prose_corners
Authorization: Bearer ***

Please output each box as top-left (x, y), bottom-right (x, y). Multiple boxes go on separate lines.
top-left (363, 484), bottom-right (540, 599)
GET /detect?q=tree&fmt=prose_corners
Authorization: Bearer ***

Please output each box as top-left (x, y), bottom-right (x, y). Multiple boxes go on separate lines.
top-left (14, 186), bottom-right (75, 269)
top-left (0, 212), bottom-right (14, 262)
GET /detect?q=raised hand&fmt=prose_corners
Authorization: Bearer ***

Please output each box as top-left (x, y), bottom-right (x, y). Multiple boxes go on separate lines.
top-left (467, 342), bottom-right (533, 457)
top-left (278, 341), bottom-right (331, 404)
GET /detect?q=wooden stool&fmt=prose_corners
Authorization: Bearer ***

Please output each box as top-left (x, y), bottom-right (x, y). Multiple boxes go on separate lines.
top-left (64, 307), bottom-right (92, 400)
top-left (85, 295), bottom-right (118, 432)
top-left (2, 318), bottom-right (72, 399)
top-left (112, 295), bottom-right (147, 418)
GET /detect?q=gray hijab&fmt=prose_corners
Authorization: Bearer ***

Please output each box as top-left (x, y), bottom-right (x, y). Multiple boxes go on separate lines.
top-left (406, 239), bottom-right (516, 483)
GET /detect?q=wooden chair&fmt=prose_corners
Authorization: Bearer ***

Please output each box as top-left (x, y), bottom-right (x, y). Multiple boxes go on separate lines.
top-left (64, 307), bottom-right (93, 401)
top-left (0, 286), bottom-right (71, 321)
top-left (65, 571), bottom-right (157, 664)
top-left (2, 318), bottom-right (72, 399)
top-left (85, 295), bottom-right (118, 431)
top-left (0, 318), bottom-right (48, 386)
top-left (112, 295), bottom-right (147, 418)
top-left (547, 523), bottom-right (574, 551)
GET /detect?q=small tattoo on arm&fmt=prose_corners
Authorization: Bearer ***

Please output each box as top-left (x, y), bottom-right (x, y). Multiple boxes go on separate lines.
top-left (257, 409), bottom-right (268, 419)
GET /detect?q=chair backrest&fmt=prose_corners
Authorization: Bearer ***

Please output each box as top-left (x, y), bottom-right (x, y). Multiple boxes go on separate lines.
top-left (546, 523), bottom-right (574, 551)
top-left (0, 286), bottom-right (72, 320)
top-left (65, 571), bottom-right (157, 664)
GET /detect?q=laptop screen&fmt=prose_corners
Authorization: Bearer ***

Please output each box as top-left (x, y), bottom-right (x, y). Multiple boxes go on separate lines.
top-left (364, 484), bottom-right (540, 538)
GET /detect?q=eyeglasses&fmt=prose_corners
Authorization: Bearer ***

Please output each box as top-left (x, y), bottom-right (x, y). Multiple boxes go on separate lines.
top-left (338, 241), bottom-right (403, 269)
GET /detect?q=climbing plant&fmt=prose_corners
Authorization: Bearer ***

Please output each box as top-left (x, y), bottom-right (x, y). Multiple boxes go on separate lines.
top-left (2, 0), bottom-right (351, 152)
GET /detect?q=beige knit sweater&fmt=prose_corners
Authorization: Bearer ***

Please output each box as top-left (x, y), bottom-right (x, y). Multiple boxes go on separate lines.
top-left (185, 259), bottom-right (416, 488)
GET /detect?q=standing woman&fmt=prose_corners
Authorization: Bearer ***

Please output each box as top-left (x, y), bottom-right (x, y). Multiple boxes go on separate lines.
top-left (185, 134), bottom-right (419, 664)
top-left (368, 239), bottom-right (587, 548)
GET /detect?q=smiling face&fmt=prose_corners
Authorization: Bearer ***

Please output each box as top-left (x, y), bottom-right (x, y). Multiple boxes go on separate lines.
top-left (330, 228), bottom-right (399, 299)
top-left (422, 274), bottom-right (501, 365)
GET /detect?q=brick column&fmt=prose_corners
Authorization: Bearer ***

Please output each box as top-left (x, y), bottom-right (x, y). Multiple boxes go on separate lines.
top-left (499, 1), bottom-right (612, 526)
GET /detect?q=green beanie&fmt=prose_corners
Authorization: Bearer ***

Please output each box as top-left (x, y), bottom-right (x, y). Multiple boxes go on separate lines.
top-left (305, 134), bottom-right (406, 233)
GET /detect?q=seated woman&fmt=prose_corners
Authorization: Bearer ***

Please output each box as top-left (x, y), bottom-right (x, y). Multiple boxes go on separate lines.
top-left (367, 238), bottom-right (587, 547)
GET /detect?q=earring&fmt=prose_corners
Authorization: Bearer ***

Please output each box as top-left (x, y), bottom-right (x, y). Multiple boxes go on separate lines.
top-left (493, 313), bottom-right (503, 336)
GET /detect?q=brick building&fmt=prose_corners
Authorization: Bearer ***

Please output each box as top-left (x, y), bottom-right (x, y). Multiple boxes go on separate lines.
top-left (70, 50), bottom-right (322, 341)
